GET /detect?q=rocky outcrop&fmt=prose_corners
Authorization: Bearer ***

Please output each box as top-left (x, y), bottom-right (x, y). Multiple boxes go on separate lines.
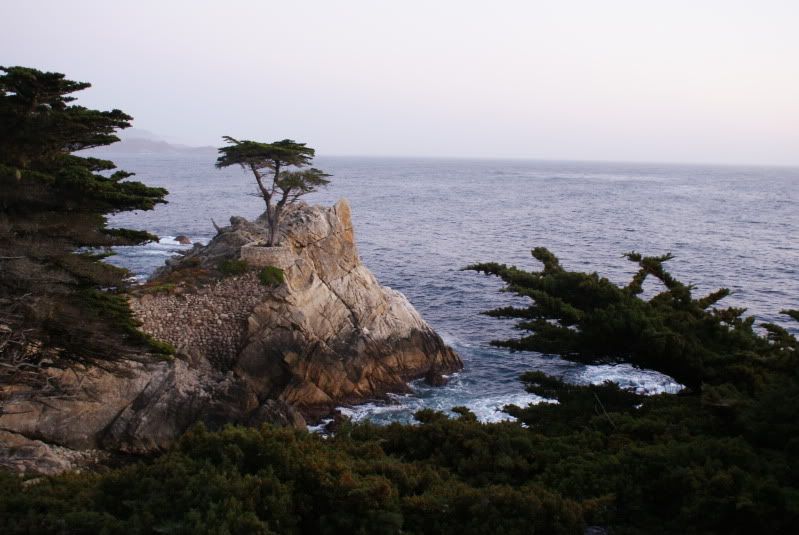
top-left (134, 199), bottom-right (462, 415)
top-left (0, 357), bottom-right (305, 461)
top-left (0, 199), bottom-right (460, 473)
top-left (0, 430), bottom-right (106, 476)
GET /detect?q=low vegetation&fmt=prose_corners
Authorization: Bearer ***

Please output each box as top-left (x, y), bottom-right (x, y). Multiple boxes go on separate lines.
top-left (258, 265), bottom-right (285, 287)
top-left (1, 249), bottom-right (796, 534)
top-left (0, 423), bottom-right (582, 535)
top-left (217, 258), bottom-right (249, 276)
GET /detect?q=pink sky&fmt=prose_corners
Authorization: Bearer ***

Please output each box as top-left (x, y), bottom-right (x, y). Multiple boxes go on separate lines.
top-left (4, 0), bottom-right (798, 165)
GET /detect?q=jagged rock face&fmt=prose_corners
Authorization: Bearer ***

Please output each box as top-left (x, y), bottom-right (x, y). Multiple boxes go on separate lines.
top-left (0, 358), bottom-right (305, 463)
top-left (0, 430), bottom-right (107, 476)
top-left (138, 199), bottom-right (462, 415)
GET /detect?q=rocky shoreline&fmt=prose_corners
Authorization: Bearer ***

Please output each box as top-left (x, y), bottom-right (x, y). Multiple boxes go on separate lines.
top-left (0, 199), bottom-right (461, 474)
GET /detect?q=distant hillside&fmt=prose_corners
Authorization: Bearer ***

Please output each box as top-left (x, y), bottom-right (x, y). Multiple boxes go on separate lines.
top-left (81, 128), bottom-right (216, 155)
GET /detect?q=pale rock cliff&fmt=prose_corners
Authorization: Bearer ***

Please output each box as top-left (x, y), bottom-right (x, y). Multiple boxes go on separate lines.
top-left (135, 199), bottom-right (462, 414)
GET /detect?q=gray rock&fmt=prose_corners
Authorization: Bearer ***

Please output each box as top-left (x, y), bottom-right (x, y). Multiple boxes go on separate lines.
top-left (0, 430), bottom-right (106, 475)
top-left (248, 400), bottom-right (306, 429)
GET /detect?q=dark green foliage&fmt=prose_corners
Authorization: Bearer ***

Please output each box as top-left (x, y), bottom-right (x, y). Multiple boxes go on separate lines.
top-left (218, 258), bottom-right (249, 276)
top-left (258, 265), bottom-right (285, 287)
top-left (102, 227), bottom-right (160, 245)
top-left (0, 66), bottom-right (168, 380)
top-left (463, 248), bottom-right (799, 533)
top-left (0, 424), bottom-right (583, 534)
top-left (467, 249), bottom-right (771, 391)
top-left (3, 248), bottom-right (796, 533)
top-left (0, 67), bottom-right (130, 167)
top-left (77, 289), bottom-right (174, 356)
top-left (216, 137), bottom-right (315, 171)
top-left (216, 136), bottom-right (330, 246)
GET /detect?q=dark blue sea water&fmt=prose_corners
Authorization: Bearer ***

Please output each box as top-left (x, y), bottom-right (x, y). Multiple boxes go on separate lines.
top-left (106, 154), bottom-right (799, 423)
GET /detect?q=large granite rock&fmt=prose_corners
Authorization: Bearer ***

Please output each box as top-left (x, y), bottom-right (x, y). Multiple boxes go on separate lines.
top-left (138, 199), bottom-right (462, 415)
top-left (0, 199), bottom-right (460, 474)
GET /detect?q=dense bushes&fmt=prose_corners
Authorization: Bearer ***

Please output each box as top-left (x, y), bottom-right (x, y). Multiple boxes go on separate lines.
top-left (463, 248), bottom-right (799, 533)
top-left (217, 258), bottom-right (249, 276)
top-left (1, 249), bottom-right (797, 533)
top-left (0, 424), bottom-right (583, 534)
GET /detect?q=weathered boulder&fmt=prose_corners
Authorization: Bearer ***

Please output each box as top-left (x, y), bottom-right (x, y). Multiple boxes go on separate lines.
top-left (0, 358), bottom-right (306, 471)
top-left (0, 430), bottom-right (106, 476)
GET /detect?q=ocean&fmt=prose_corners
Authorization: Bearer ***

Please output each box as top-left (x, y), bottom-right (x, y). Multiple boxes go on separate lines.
top-left (105, 154), bottom-right (799, 424)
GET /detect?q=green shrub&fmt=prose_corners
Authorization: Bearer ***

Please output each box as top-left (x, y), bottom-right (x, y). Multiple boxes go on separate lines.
top-left (0, 424), bottom-right (584, 535)
top-left (258, 265), bottom-right (285, 287)
top-left (102, 228), bottom-right (159, 245)
top-left (217, 259), bottom-right (249, 276)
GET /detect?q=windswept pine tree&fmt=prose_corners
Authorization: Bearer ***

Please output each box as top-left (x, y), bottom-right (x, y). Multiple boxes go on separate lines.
top-left (0, 66), bottom-right (169, 388)
top-left (215, 137), bottom-right (330, 246)
top-left (463, 249), bottom-right (799, 532)
top-left (466, 249), bottom-right (797, 393)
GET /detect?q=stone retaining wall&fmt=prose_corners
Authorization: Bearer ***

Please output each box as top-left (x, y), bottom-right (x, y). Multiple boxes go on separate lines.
top-left (129, 273), bottom-right (272, 370)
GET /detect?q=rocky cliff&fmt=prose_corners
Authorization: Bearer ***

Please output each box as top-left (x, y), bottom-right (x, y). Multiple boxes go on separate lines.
top-left (133, 199), bottom-right (462, 414)
top-left (0, 199), bottom-right (461, 474)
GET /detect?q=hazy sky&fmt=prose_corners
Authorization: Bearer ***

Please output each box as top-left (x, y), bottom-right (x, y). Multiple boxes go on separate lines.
top-left (4, 1), bottom-right (798, 165)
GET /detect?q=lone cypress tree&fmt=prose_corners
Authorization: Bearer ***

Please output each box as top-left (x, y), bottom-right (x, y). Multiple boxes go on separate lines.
top-left (215, 137), bottom-right (330, 246)
top-left (0, 66), bottom-right (169, 387)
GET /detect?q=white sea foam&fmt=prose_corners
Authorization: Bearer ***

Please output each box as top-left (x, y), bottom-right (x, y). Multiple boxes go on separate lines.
top-left (156, 236), bottom-right (191, 247)
top-left (328, 362), bottom-right (680, 429)
top-left (570, 364), bottom-right (683, 395)
top-left (459, 391), bottom-right (554, 422)
top-left (332, 381), bottom-right (553, 427)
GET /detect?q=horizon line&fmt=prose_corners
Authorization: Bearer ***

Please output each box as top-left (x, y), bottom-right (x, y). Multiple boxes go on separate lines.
top-left (94, 143), bottom-right (799, 170)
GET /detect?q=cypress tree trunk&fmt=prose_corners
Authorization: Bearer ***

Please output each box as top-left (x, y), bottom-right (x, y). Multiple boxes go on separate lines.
top-left (267, 206), bottom-right (281, 246)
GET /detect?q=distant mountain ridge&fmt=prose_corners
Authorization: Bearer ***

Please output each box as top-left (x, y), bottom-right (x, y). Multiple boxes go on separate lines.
top-left (82, 128), bottom-right (216, 155)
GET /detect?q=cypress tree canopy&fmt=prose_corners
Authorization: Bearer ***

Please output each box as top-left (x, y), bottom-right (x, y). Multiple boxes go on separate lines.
top-left (0, 66), bottom-right (169, 385)
top-left (216, 136), bottom-right (329, 246)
